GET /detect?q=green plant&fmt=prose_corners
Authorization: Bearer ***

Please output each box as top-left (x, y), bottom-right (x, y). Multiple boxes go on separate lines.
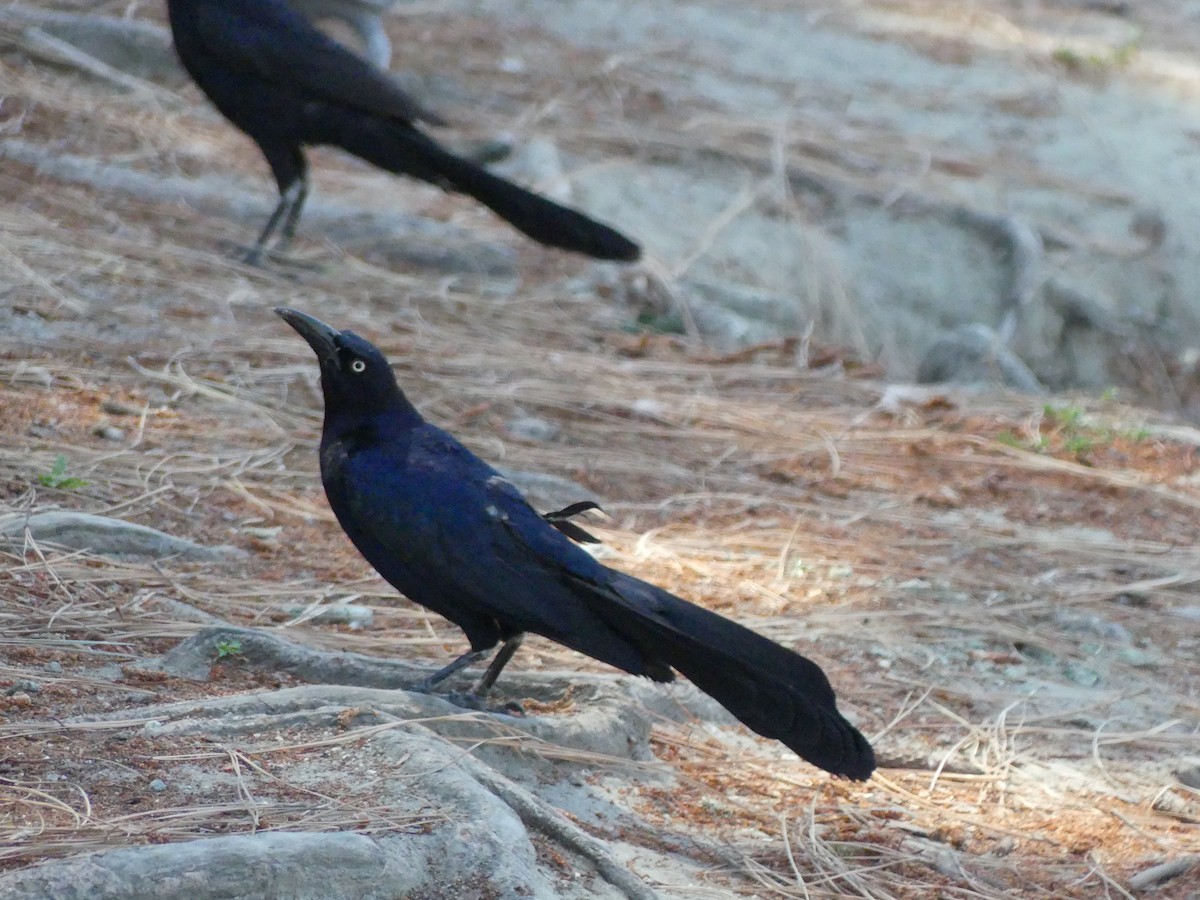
top-left (997, 430), bottom-right (1048, 452)
top-left (1043, 403), bottom-right (1084, 429)
top-left (1063, 434), bottom-right (1095, 456)
top-left (214, 638), bottom-right (243, 659)
top-left (37, 455), bottom-right (88, 490)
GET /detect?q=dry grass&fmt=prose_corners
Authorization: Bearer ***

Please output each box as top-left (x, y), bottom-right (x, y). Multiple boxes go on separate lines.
top-left (1, 2), bottom-right (1199, 896)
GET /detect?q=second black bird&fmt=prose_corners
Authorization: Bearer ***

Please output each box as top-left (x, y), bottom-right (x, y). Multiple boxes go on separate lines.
top-left (165, 0), bottom-right (640, 264)
top-left (277, 307), bottom-right (875, 780)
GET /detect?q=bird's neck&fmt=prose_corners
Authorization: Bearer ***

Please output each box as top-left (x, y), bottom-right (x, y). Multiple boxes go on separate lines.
top-left (322, 392), bottom-right (423, 442)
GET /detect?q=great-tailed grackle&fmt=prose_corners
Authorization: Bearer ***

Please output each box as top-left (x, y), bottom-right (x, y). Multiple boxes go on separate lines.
top-left (165, 0), bottom-right (641, 264)
top-left (277, 308), bottom-right (875, 779)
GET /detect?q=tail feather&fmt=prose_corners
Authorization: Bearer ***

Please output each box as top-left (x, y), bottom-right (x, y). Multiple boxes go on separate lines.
top-left (339, 118), bottom-right (641, 261)
top-left (602, 573), bottom-right (875, 780)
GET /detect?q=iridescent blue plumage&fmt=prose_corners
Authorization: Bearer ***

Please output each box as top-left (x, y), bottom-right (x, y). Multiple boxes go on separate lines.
top-left (279, 308), bottom-right (874, 779)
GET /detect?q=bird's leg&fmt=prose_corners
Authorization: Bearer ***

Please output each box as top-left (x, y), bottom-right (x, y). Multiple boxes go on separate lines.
top-left (414, 647), bottom-right (492, 693)
top-left (245, 182), bottom-right (301, 266)
top-left (412, 636), bottom-right (527, 717)
top-left (471, 633), bottom-right (525, 698)
top-left (276, 173), bottom-right (310, 251)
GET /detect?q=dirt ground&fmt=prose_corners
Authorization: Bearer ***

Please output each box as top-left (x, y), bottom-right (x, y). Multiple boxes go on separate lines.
top-left (1, 0), bottom-right (1199, 896)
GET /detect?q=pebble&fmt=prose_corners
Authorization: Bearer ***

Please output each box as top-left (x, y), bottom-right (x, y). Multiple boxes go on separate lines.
top-left (288, 605), bottom-right (374, 628)
top-left (149, 778), bottom-right (167, 792)
top-left (506, 416), bottom-right (559, 443)
top-left (1063, 662), bottom-right (1101, 687)
top-left (102, 399), bottom-right (142, 416)
top-left (44, 661), bottom-right (63, 674)
top-left (6, 680), bottom-right (41, 694)
top-left (1051, 610), bottom-right (1131, 644)
top-left (1115, 647), bottom-right (1159, 668)
top-left (93, 423), bottom-right (126, 442)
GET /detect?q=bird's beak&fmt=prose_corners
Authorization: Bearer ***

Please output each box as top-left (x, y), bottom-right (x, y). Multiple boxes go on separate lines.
top-left (275, 307), bottom-right (340, 364)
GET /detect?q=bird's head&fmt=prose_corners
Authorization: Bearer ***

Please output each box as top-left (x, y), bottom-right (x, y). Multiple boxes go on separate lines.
top-left (275, 307), bottom-right (416, 419)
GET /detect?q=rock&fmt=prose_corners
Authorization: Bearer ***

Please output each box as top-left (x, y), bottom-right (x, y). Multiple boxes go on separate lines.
top-left (1050, 610), bottom-right (1132, 644)
top-left (148, 779), bottom-right (167, 792)
top-left (917, 324), bottom-right (1044, 392)
top-left (1127, 856), bottom-right (1200, 892)
top-left (288, 0), bottom-right (403, 68)
top-left (0, 7), bottom-right (183, 83)
top-left (1063, 662), bottom-right (1101, 687)
top-left (1174, 758), bottom-right (1200, 790)
top-left (506, 416), bottom-right (560, 443)
top-left (44, 662), bottom-right (63, 674)
top-left (285, 605), bottom-right (375, 629)
top-left (1115, 647), bottom-right (1160, 668)
top-left (1015, 643), bottom-right (1058, 666)
top-left (494, 138), bottom-right (572, 203)
top-left (101, 399), bottom-right (142, 417)
top-left (93, 423), bottom-right (125, 442)
top-left (0, 511), bottom-right (246, 561)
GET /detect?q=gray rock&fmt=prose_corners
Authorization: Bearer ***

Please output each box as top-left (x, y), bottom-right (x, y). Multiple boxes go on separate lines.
top-left (1126, 856), bottom-right (1200, 892)
top-left (506, 416), bottom-right (560, 443)
top-left (148, 779), bottom-right (167, 792)
top-left (93, 423), bottom-right (126, 442)
top-left (917, 324), bottom-right (1044, 392)
top-left (0, 7), bottom-right (183, 83)
top-left (1174, 758), bottom-right (1200, 790)
top-left (1063, 662), bottom-right (1101, 687)
top-left (44, 661), bottom-right (63, 675)
top-left (288, 0), bottom-right (404, 68)
top-left (1050, 610), bottom-right (1132, 644)
top-left (285, 604), bottom-right (375, 628)
top-left (0, 511), bottom-right (245, 561)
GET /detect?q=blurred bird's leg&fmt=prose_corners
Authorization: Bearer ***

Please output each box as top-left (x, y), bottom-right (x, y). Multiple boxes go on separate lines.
top-left (245, 178), bottom-right (306, 265)
top-left (472, 633), bottom-right (525, 697)
top-left (412, 635), bottom-right (527, 717)
top-left (414, 646), bottom-right (493, 692)
top-left (277, 174), bottom-right (310, 249)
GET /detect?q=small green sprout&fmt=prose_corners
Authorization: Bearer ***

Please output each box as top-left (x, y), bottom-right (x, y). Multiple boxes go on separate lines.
top-left (214, 638), bottom-right (243, 659)
top-left (37, 455), bottom-right (89, 490)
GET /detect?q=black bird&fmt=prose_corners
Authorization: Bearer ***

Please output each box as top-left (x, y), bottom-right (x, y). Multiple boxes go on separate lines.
top-left (277, 308), bottom-right (874, 779)
top-left (165, 0), bottom-right (641, 264)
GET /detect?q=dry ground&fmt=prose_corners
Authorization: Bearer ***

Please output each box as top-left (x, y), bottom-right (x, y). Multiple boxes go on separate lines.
top-left (1, 0), bottom-right (1199, 896)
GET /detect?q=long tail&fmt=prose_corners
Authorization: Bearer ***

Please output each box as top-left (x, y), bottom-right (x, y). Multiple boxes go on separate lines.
top-left (602, 572), bottom-right (875, 780)
top-left (333, 117), bottom-right (641, 262)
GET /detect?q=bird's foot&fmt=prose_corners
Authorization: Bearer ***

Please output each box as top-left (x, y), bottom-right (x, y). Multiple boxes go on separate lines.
top-left (443, 690), bottom-right (526, 718)
top-left (222, 241), bottom-right (326, 271)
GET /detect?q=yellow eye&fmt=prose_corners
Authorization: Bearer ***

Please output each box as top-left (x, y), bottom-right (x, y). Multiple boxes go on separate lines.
top-left (350, 359), bottom-right (367, 373)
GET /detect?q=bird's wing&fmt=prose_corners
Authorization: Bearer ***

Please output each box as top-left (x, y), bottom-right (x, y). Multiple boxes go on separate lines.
top-left (188, 0), bottom-right (444, 124)
top-left (337, 428), bottom-right (657, 674)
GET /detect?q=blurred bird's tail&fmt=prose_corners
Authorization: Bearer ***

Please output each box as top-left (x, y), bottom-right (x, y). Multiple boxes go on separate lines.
top-left (603, 573), bottom-right (876, 780)
top-left (340, 118), bottom-right (641, 262)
